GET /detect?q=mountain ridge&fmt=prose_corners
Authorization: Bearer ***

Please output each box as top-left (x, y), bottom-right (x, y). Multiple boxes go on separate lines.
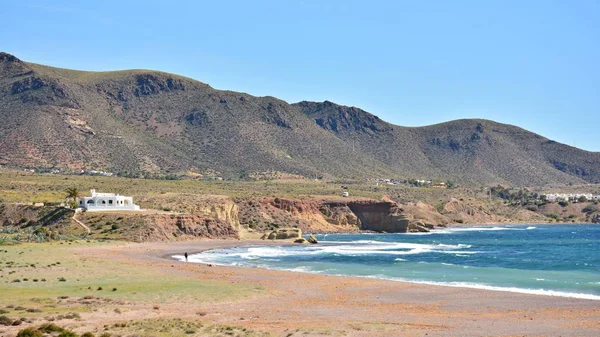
top-left (1, 52), bottom-right (598, 186)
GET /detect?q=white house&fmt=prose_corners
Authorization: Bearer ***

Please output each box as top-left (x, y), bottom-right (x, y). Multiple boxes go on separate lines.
top-left (76, 189), bottom-right (141, 211)
top-left (544, 193), bottom-right (597, 202)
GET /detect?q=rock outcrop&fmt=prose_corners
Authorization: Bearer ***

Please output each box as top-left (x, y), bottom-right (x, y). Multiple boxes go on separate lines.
top-left (195, 198), bottom-right (240, 231)
top-left (267, 228), bottom-right (302, 240)
top-left (408, 221), bottom-right (430, 233)
top-left (241, 198), bottom-right (415, 234)
top-left (319, 203), bottom-right (360, 226)
top-left (347, 201), bottom-right (410, 233)
top-left (137, 215), bottom-right (238, 242)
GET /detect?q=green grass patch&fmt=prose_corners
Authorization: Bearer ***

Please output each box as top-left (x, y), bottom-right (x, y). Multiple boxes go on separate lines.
top-left (0, 241), bottom-right (260, 314)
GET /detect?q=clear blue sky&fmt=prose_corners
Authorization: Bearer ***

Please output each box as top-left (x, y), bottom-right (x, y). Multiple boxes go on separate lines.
top-left (2, 0), bottom-right (599, 151)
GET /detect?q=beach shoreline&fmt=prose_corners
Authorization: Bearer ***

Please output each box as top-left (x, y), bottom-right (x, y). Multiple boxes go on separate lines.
top-left (1, 235), bottom-right (595, 337)
top-left (112, 238), bottom-right (600, 336)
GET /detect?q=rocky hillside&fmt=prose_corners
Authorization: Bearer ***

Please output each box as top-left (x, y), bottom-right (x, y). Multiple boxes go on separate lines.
top-left (1, 52), bottom-right (599, 186)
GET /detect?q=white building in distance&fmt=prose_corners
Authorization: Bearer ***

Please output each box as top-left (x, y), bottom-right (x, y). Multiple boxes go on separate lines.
top-left (76, 189), bottom-right (141, 211)
top-left (544, 193), bottom-right (598, 202)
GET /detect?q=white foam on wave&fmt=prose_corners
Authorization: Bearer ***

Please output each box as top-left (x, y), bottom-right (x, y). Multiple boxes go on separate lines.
top-left (406, 280), bottom-right (600, 301)
top-left (317, 241), bottom-right (472, 256)
top-left (218, 240), bottom-right (475, 261)
top-left (173, 254), bottom-right (600, 301)
top-left (320, 245), bottom-right (431, 256)
top-left (239, 246), bottom-right (313, 259)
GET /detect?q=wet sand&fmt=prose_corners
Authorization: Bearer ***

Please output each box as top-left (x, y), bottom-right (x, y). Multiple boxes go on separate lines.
top-left (79, 239), bottom-right (600, 337)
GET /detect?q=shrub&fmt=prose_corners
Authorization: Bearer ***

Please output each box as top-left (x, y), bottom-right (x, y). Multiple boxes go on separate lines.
top-left (110, 224), bottom-right (119, 230)
top-left (99, 333), bottom-right (111, 337)
top-left (558, 201), bottom-right (569, 207)
top-left (16, 327), bottom-right (43, 337)
top-left (82, 333), bottom-right (95, 337)
top-left (0, 315), bottom-right (12, 326)
top-left (525, 205), bottom-right (538, 212)
top-left (58, 277), bottom-right (66, 282)
top-left (57, 331), bottom-right (79, 337)
top-left (582, 205), bottom-right (597, 213)
top-left (38, 323), bottom-right (65, 333)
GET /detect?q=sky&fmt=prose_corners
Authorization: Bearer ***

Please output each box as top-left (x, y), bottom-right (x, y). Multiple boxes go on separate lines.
top-left (1, 0), bottom-right (599, 151)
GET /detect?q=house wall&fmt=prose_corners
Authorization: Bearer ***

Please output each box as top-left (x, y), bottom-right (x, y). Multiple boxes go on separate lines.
top-left (76, 196), bottom-right (140, 211)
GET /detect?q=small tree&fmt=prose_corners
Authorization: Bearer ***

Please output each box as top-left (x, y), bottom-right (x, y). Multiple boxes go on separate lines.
top-left (64, 187), bottom-right (81, 208)
top-left (578, 196), bottom-right (588, 203)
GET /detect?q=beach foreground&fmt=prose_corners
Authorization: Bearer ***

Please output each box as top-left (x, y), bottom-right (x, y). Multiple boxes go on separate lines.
top-left (2, 239), bottom-right (599, 337)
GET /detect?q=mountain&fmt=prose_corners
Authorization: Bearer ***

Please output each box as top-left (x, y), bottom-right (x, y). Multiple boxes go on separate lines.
top-left (1, 52), bottom-right (598, 186)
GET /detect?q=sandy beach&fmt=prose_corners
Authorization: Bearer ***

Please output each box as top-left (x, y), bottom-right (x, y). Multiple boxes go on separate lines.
top-left (73, 239), bottom-right (600, 337)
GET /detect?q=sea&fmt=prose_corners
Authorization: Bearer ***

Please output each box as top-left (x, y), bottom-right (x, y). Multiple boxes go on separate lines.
top-left (174, 224), bottom-right (600, 300)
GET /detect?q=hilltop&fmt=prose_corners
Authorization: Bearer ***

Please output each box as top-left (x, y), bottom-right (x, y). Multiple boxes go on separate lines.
top-left (1, 52), bottom-right (598, 186)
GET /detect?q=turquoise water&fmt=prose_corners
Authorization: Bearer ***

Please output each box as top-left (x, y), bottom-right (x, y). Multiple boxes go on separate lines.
top-left (175, 225), bottom-right (600, 299)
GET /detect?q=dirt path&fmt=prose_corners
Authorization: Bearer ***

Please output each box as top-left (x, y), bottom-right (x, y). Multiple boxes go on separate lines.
top-left (71, 212), bottom-right (91, 233)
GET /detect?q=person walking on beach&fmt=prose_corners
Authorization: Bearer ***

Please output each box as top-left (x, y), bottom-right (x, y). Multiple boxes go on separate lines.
top-left (184, 252), bottom-right (188, 262)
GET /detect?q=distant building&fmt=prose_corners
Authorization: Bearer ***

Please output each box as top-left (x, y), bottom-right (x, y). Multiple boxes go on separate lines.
top-left (543, 193), bottom-right (595, 202)
top-left (76, 189), bottom-right (140, 211)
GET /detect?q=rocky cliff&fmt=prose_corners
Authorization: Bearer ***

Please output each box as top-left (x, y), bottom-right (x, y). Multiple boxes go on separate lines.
top-left (194, 198), bottom-right (240, 231)
top-left (237, 197), bottom-right (413, 233)
top-left (347, 201), bottom-right (410, 233)
top-left (138, 215), bottom-right (238, 242)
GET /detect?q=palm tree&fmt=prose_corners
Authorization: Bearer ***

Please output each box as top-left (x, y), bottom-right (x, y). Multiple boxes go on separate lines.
top-left (64, 187), bottom-right (81, 208)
